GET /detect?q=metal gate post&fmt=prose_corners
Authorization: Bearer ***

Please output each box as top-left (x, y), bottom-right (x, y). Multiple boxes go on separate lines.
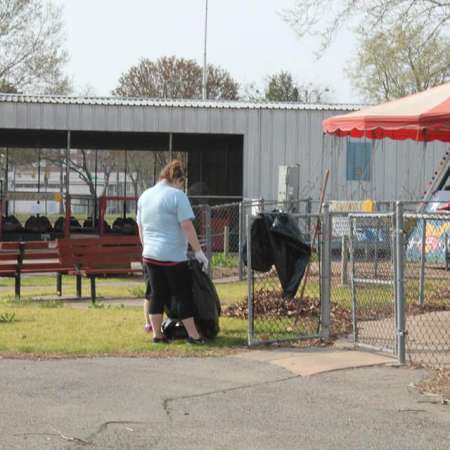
top-left (395, 202), bottom-right (406, 364)
top-left (319, 204), bottom-right (331, 338)
top-left (419, 218), bottom-right (427, 305)
top-left (349, 216), bottom-right (358, 343)
top-left (246, 214), bottom-right (254, 346)
top-left (238, 201), bottom-right (245, 281)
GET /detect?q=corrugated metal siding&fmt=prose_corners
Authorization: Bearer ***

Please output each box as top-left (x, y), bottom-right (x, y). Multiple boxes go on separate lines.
top-left (0, 97), bottom-right (447, 202)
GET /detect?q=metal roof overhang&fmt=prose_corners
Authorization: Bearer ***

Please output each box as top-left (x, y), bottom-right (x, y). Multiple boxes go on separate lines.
top-left (0, 128), bottom-right (243, 151)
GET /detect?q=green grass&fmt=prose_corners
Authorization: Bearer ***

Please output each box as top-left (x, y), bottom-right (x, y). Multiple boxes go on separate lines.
top-left (0, 301), bottom-right (247, 356)
top-left (211, 253), bottom-right (239, 268)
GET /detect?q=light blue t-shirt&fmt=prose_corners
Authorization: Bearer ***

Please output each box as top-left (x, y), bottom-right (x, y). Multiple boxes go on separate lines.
top-left (136, 180), bottom-right (195, 262)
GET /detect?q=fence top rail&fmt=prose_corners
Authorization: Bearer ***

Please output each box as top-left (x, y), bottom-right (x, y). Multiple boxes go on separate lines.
top-left (246, 212), bottom-right (321, 220)
top-left (348, 212), bottom-right (394, 218)
top-left (404, 212), bottom-right (450, 220)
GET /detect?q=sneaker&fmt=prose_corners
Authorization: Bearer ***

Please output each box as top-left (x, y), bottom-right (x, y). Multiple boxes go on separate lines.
top-left (152, 336), bottom-right (169, 344)
top-left (187, 336), bottom-right (207, 345)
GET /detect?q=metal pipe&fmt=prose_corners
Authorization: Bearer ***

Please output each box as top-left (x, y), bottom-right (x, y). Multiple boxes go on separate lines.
top-left (168, 133), bottom-right (173, 161)
top-left (341, 235), bottom-right (348, 285)
top-left (246, 214), bottom-right (254, 346)
top-left (320, 203), bottom-right (331, 338)
top-left (5, 148), bottom-right (9, 216)
top-left (94, 149), bottom-right (98, 225)
top-left (395, 202), bottom-right (406, 364)
top-left (204, 205), bottom-right (212, 277)
top-left (238, 202), bottom-right (244, 280)
top-left (202, 0), bottom-right (209, 100)
top-left (419, 218), bottom-right (426, 305)
top-left (123, 150), bottom-right (128, 219)
top-left (445, 234), bottom-right (449, 271)
top-left (349, 216), bottom-right (358, 343)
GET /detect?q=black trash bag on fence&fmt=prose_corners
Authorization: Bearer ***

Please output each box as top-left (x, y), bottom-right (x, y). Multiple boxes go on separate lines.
top-left (242, 212), bottom-right (311, 298)
top-left (241, 215), bottom-right (273, 272)
top-left (162, 260), bottom-right (221, 340)
top-left (267, 212), bottom-right (311, 298)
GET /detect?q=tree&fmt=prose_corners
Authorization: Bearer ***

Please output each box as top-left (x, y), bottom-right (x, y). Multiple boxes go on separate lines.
top-left (348, 24), bottom-right (450, 101)
top-left (112, 56), bottom-right (239, 100)
top-left (265, 71), bottom-right (299, 101)
top-left (0, 0), bottom-right (70, 94)
top-left (283, 1), bottom-right (450, 51)
top-left (264, 71), bottom-right (331, 103)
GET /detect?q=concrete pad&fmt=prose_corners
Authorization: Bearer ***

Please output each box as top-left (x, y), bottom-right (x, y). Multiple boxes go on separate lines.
top-left (235, 349), bottom-right (394, 376)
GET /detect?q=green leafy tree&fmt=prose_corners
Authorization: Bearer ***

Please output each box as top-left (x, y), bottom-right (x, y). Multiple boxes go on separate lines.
top-left (348, 24), bottom-right (450, 101)
top-left (265, 71), bottom-right (299, 101)
top-left (0, 0), bottom-right (71, 94)
top-left (264, 71), bottom-right (331, 103)
top-left (112, 56), bottom-right (239, 100)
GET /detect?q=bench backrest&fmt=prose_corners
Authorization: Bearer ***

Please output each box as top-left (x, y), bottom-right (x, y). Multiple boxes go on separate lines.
top-left (0, 241), bottom-right (66, 274)
top-left (57, 236), bottom-right (142, 271)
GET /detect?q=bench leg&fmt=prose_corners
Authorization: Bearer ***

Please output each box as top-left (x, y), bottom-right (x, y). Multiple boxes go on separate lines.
top-left (15, 273), bottom-right (21, 300)
top-left (90, 275), bottom-right (96, 304)
top-left (56, 273), bottom-right (62, 296)
top-left (76, 275), bottom-right (82, 298)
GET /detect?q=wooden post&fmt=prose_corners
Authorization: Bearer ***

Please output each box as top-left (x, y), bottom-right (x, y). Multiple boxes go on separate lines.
top-left (223, 225), bottom-right (230, 257)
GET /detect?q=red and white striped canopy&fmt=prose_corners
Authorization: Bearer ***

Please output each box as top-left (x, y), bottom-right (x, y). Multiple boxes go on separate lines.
top-left (323, 83), bottom-right (450, 142)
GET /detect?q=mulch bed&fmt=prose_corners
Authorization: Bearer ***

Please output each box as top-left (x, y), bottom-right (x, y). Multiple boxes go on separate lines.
top-left (223, 289), bottom-right (353, 339)
top-left (416, 368), bottom-right (450, 403)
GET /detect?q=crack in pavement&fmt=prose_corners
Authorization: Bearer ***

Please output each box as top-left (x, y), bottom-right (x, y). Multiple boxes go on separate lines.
top-left (162, 373), bottom-right (301, 421)
top-left (84, 420), bottom-right (147, 443)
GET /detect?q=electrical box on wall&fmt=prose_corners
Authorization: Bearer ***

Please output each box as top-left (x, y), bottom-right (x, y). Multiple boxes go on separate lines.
top-left (278, 165), bottom-right (300, 208)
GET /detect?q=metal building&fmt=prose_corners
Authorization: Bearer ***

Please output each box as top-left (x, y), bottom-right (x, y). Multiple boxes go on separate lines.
top-left (0, 93), bottom-right (446, 202)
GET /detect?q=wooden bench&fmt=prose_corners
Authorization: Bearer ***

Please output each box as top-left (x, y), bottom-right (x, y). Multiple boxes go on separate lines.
top-left (57, 236), bottom-right (143, 302)
top-left (0, 241), bottom-right (73, 299)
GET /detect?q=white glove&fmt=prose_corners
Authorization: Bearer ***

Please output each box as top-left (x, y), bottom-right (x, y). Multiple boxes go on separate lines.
top-left (195, 250), bottom-right (209, 273)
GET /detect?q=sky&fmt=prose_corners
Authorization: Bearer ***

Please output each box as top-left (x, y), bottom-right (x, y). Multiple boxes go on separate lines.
top-left (55, 0), bottom-right (359, 103)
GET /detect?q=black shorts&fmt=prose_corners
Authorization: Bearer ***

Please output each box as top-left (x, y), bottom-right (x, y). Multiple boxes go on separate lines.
top-left (143, 261), bottom-right (194, 320)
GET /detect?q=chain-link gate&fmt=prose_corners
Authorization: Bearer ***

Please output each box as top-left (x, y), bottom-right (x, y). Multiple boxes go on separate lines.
top-left (403, 212), bottom-right (450, 367)
top-left (246, 210), bottom-right (330, 346)
top-left (349, 213), bottom-right (397, 354)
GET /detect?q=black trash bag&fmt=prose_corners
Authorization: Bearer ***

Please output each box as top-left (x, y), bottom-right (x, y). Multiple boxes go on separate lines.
top-left (242, 215), bottom-right (273, 272)
top-left (189, 259), bottom-right (221, 339)
top-left (161, 318), bottom-right (188, 340)
top-left (242, 212), bottom-right (311, 298)
top-left (162, 261), bottom-right (221, 340)
top-left (265, 212), bottom-right (311, 298)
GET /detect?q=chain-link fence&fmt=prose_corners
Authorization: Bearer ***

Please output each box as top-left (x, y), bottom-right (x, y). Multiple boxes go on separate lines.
top-left (245, 211), bottom-right (326, 346)
top-left (348, 213), bottom-right (396, 353)
top-left (193, 198), bottom-right (449, 366)
top-left (403, 212), bottom-right (450, 367)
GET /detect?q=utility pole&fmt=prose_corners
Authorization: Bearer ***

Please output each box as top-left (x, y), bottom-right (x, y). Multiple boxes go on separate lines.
top-left (202, 0), bottom-right (209, 100)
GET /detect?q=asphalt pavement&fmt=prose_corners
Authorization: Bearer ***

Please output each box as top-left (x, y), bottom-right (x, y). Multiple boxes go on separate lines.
top-left (1, 349), bottom-right (449, 450)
